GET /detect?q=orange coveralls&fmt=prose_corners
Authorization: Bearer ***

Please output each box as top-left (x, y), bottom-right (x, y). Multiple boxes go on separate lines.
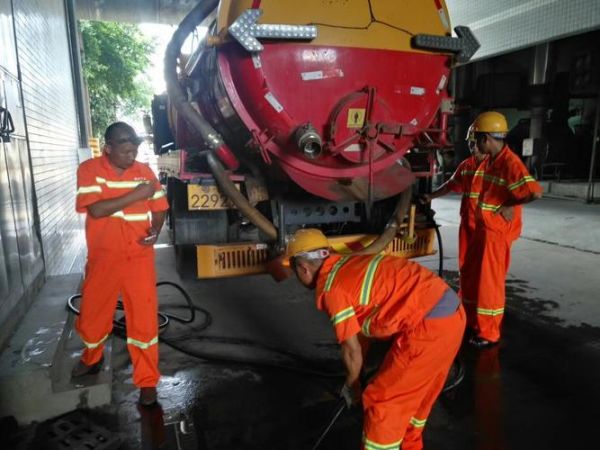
top-left (447, 155), bottom-right (481, 271)
top-left (75, 155), bottom-right (169, 387)
top-left (316, 254), bottom-right (466, 450)
top-left (460, 146), bottom-right (542, 342)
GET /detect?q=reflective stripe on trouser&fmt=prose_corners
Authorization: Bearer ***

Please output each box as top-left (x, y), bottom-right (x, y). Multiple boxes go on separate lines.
top-left (362, 306), bottom-right (466, 450)
top-left (460, 230), bottom-right (511, 342)
top-left (76, 255), bottom-right (160, 387)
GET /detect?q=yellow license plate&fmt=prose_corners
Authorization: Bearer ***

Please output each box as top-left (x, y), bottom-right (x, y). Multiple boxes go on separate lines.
top-left (187, 184), bottom-right (238, 210)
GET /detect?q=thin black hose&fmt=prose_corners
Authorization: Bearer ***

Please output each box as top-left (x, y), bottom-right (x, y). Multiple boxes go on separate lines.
top-left (434, 223), bottom-right (444, 276)
top-left (67, 280), bottom-right (463, 389)
top-left (66, 282), bottom-right (345, 379)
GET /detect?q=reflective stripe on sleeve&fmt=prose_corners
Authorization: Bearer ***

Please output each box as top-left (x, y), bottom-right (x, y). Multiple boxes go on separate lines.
top-left (127, 336), bottom-right (159, 349)
top-left (477, 201), bottom-right (502, 212)
top-left (324, 256), bottom-right (351, 292)
top-left (77, 185), bottom-right (102, 195)
top-left (409, 416), bottom-right (427, 428)
top-left (473, 170), bottom-right (507, 186)
top-left (106, 180), bottom-right (145, 188)
top-left (361, 307), bottom-right (379, 337)
top-left (359, 254), bottom-right (385, 306)
top-left (330, 307), bottom-right (355, 326)
top-left (111, 211), bottom-right (151, 222)
top-left (363, 436), bottom-right (402, 450)
top-left (482, 174), bottom-right (507, 186)
top-left (477, 307), bottom-right (504, 316)
top-left (82, 333), bottom-right (109, 349)
top-left (151, 189), bottom-right (166, 200)
top-left (95, 177), bottom-right (148, 189)
top-left (508, 176), bottom-right (536, 191)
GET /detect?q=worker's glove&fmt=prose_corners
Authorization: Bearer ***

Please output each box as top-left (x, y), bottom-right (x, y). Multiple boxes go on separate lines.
top-left (340, 383), bottom-right (361, 409)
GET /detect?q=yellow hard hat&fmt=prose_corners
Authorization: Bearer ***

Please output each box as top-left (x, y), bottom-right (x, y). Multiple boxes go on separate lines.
top-left (284, 228), bottom-right (330, 266)
top-left (470, 111), bottom-right (508, 138)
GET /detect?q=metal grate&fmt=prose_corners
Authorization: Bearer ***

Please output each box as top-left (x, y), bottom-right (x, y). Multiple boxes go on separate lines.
top-left (385, 228), bottom-right (436, 258)
top-left (328, 228), bottom-right (436, 258)
top-left (197, 242), bottom-right (270, 278)
top-left (196, 228), bottom-right (436, 279)
top-left (36, 411), bottom-right (121, 450)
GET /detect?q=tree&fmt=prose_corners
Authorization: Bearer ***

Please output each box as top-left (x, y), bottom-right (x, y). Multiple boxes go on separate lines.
top-left (79, 21), bottom-right (155, 137)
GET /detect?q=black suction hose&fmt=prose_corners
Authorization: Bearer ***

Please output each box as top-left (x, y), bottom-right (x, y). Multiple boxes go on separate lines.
top-left (164, 0), bottom-right (279, 241)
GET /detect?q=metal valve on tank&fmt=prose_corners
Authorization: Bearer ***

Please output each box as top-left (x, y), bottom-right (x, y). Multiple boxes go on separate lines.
top-left (295, 123), bottom-right (323, 160)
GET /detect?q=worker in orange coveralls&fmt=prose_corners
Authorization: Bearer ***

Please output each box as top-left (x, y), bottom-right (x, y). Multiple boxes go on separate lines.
top-left (422, 132), bottom-right (487, 272)
top-left (461, 112), bottom-right (542, 349)
top-left (286, 229), bottom-right (465, 450)
top-left (72, 122), bottom-right (169, 406)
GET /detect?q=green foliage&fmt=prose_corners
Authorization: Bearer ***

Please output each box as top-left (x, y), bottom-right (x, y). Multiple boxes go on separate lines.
top-left (80, 21), bottom-right (154, 137)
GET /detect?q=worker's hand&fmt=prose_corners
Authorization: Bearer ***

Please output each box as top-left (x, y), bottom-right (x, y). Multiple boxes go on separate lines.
top-left (133, 182), bottom-right (156, 200)
top-left (495, 205), bottom-right (514, 222)
top-left (139, 228), bottom-right (158, 246)
top-left (418, 194), bottom-right (432, 205)
top-left (340, 383), bottom-right (361, 409)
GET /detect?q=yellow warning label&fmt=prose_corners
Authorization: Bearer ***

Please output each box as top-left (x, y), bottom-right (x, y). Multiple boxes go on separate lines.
top-left (347, 108), bottom-right (366, 128)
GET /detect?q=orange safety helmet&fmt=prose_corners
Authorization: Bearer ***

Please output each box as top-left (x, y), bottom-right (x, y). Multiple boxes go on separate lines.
top-left (283, 228), bottom-right (330, 266)
top-left (470, 111), bottom-right (509, 139)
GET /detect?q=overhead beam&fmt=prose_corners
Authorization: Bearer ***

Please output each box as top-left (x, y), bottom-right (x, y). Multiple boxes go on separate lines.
top-left (75, 0), bottom-right (197, 25)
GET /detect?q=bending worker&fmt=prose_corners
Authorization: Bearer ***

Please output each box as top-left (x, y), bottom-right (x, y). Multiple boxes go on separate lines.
top-left (72, 122), bottom-right (168, 406)
top-left (461, 111), bottom-right (542, 348)
top-left (286, 229), bottom-right (465, 450)
top-left (422, 132), bottom-right (487, 273)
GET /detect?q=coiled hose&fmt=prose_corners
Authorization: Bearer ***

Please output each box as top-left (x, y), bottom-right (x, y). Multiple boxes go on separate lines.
top-left (67, 280), bottom-right (462, 390)
top-left (67, 282), bottom-right (344, 379)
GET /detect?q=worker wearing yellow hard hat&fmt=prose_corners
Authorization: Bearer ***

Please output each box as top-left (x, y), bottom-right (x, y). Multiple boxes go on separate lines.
top-left (460, 111), bottom-right (543, 349)
top-left (468, 111), bottom-right (509, 139)
top-left (286, 228), bottom-right (465, 450)
top-left (284, 228), bottom-right (330, 266)
top-left (421, 126), bottom-right (486, 274)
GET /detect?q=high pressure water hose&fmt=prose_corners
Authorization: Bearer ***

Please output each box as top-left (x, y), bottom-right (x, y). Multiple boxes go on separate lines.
top-left (164, 0), bottom-right (278, 241)
top-left (66, 282), bottom-right (345, 380)
top-left (67, 279), bottom-right (461, 388)
top-left (68, 279), bottom-right (462, 449)
top-left (435, 222), bottom-right (444, 276)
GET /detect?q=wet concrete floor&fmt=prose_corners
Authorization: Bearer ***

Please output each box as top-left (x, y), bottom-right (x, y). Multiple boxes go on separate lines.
top-left (100, 242), bottom-right (600, 450)
top-left (7, 235), bottom-right (600, 450)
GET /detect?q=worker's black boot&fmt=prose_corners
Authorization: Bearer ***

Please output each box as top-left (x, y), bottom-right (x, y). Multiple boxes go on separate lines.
top-left (139, 387), bottom-right (158, 406)
top-left (71, 357), bottom-right (104, 378)
top-left (469, 336), bottom-right (498, 349)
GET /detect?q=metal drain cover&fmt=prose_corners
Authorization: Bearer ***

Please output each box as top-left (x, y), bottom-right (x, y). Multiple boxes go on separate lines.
top-left (40, 411), bottom-right (121, 450)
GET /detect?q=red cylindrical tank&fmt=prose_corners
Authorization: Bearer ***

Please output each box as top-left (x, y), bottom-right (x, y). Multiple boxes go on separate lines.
top-left (181, 0), bottom-right (454, 202)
